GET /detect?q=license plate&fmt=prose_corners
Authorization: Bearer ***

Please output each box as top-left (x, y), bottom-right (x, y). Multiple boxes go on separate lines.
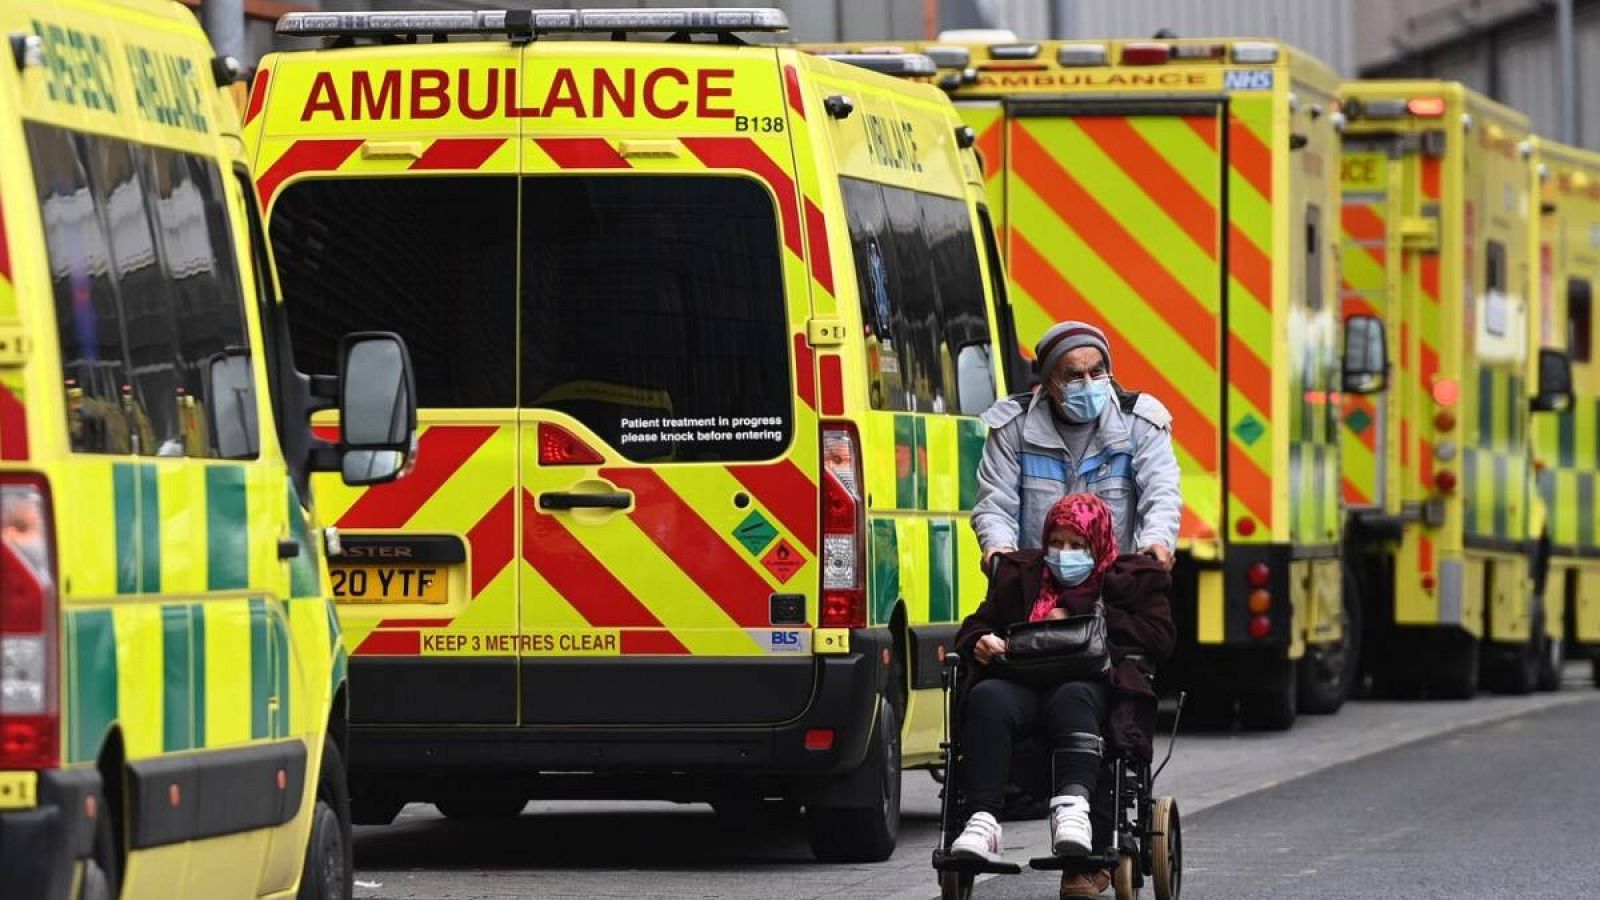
top-left (331, 564), bottom-right (448, 604)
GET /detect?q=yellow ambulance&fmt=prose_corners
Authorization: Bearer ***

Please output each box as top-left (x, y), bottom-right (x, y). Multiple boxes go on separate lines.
top-left (1339, 82), bottom-right (1573, 697)
top-left (815, 36), bottom-right (1353, 729)
top-left (0, 0), bottom-right (418, 897)
top-left (1527, 136), bottom-right (1600, 690)
top-left (244, 9), bottom-right (1021, 861)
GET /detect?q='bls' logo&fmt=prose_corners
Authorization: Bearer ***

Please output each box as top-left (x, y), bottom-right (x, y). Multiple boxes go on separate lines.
top-left (772, 631), bottom-right (801, 648)
top-left (1224, 69), bottom-right (1274, 91)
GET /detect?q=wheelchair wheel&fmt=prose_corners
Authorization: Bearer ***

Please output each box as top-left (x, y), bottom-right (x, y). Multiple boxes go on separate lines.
top-left (1113, 851), bottom-right (1138, 899)
top-left (938, 869), bottom-right (973, 900)
top-left (1151, 796), bottom-right (1181, 900)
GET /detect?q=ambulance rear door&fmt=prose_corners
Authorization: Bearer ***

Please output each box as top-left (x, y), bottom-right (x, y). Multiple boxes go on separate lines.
top-left (514, 45), bottom-right (823, 727)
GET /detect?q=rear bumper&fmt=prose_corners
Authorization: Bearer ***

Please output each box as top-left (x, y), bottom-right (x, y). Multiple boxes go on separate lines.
top-left (348, 630), bottom-right (891, 782)
top-left (0, 768), bottom-right (102, 900)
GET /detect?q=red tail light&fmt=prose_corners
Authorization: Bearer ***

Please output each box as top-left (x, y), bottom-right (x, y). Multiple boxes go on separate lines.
top-left (1247, 615), bottom-right (1272, 640)
top-left (820, 424), bottom-right (866, 629)
top-left (1434, 470), bottom-right (1458, 493)
top-left (538, 423), bottom-right (604, 466)
top-left (1, 474), bottom-right (59, 769)
top-left (1247, 562), bottom-right (1271, 589)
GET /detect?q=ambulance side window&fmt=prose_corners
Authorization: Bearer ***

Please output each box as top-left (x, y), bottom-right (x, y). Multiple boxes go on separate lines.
top-left (1569, 279), bottom-right (1592, 363)
top-left (1305, 204), bottom-right (1324, 311)
top-left (921, 194), bottom-right (993, 414)
top-left (25, 122), bottom-right (260, 458)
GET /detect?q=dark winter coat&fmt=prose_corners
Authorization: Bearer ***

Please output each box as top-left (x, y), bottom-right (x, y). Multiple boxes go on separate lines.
top-left (953, 551), bottom-right (1176, 760)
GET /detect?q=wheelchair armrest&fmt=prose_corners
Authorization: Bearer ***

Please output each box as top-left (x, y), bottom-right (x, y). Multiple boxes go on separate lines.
top-left (1126, 653), bottom-right (1156, 679)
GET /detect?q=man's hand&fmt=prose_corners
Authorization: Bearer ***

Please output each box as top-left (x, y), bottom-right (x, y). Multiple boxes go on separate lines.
top-left (1141, 543), bottom-right (1175, 571)
top-left (973, 633), bottom-right (1007, 665)
top-left (981, 546), bottom-right (1015, 574)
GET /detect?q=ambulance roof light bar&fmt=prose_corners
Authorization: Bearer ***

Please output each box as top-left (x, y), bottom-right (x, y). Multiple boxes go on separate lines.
top-left (276, 8), bottom-right (790, 41)
top-left (814, 52), bottom-right (938, 77)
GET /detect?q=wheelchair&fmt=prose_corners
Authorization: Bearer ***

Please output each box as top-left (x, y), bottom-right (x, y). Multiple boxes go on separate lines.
top-left (931, 652), bottom-right (1185, 900)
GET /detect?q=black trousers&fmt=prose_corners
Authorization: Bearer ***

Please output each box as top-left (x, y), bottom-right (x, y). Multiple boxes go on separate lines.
top-left (960, 676), bottom-right (1110, 817)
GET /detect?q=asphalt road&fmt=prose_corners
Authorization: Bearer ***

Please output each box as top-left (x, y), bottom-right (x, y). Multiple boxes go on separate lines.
top-left (981, 679), bottom-right (1600, 899)
top-left (352, 667), bottom-right (1599, 899)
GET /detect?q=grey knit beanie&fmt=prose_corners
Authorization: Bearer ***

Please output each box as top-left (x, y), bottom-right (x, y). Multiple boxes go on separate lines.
top-left (1034, 320), bottom-right (1113, 379)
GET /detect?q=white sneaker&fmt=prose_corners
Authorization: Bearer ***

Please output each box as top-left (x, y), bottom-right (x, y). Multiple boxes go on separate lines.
top-left (1050, 795), bottom-right (1092, 857)
top-left (949, 811), bottom-right (1004, 863)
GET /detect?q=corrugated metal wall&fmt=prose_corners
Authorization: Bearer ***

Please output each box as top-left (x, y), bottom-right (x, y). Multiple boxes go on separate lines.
top-left (1057, 0), bottom-right (1356, 74)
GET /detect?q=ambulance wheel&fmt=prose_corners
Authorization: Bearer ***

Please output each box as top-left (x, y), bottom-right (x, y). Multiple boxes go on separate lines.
top-left (1300, 567), bottom-right (1362, 715)
top-left (1113, 852), bottom-right (1138, 900)
top-left (938, 870), bottom-right (974, 900)
top-left (435, 792), bottom-right (527, 820)
top-left (1238, 663), bottom-right (1297, 731)
top-left (1430, 634), bottom-right (1478, 699)
top-left (1537, 634), bottom-right (1564, 692)
top-left (806, 698), bottom-right (901, 862)
top-left (298, 738), bottom-right (353, 900)
top-left (1151, 796), bottom-right (1181, 900)
top-left (81, 799), bottom-right (119, 900)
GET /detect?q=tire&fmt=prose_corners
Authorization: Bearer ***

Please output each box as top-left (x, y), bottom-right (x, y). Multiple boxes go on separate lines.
top-left (938, 870), bottom-right (974, 900)
top-left (298, 739), bottom-right (353, 900)
top-left (1113, 852), bottom-right (1138, 900)
top-left (1300, 571), bottom-right (1362, 715)
top-left (81, 796), bottom-right (119, 900)
top-left (1151, 797), bottom-right (1181, 900)
top-left (1538, 634), bottom-right (1565, 693)
top-left (1489, 638), bottom-right (1539, 696)
top-left (1238, 663), bottom-right (1297, 731)
top-left (1429, 634), bottom-right (1478, 700)
top-left (806, 698), bottom-right (901, 863)
top-left (349, 792), bottom-right (404, 827)
top-left (434, 792), bottom-right (527, 820)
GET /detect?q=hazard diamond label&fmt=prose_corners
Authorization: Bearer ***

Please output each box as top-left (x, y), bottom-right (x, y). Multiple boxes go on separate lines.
top-left (733, 511), bottom-right (778, 556)
top-left (761, 539), bottom-right (804, 583)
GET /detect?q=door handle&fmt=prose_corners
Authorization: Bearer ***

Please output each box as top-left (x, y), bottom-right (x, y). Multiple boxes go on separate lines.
top-left (538, 491), bottom-right (632, 511)
top-left (278, 537), bottom-right (301, 559)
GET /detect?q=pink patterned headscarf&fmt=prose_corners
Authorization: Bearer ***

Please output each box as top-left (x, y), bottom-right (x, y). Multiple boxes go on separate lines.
top-left (1029, 493), bottom-right (1118, 621)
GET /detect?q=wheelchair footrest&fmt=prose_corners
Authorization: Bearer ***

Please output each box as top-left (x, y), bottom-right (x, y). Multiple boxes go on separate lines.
top-left (1028, 849), bottom-right (1123, 872)
top-left (931, 850), bottom-right (1023, 875)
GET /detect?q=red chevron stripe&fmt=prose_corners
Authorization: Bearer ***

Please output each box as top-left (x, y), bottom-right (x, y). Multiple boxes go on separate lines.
top-left (1010, 233), bottom-right (1219, 470)
top-left (1075, 116), bottom-right (1218, 256)
top-left (336, 425), bottom-right (498, 529)
top-left (1228, 221), bottom-right (1273, 307)
top-left (784, 64), bottom-right (806, 119)
top-left (1345, 396), bottom-right (1378, 452)
top-left (976, 120), bottom-right (1003, 180)
top-left (412, 137), bottom-right (506, 171)
top-left (354, 630), bottom-right (420, 655)
top-left (1012, 124), bottom-right (1219, 367)
top-left (621, 630), bottom-right (692, 655)
top-left (1184, 115), bottom-right (1219, 153)
top-left (521, 492), bottom-right (686, 644)
top-left (728, 457), bottom-right (818, 554)
top-left (1342, 203), bottom-right (1386, 241)
top-left (793, 332), bottom-right (816, 411)
top-left (600, 468), bottom-right (772, 627)
top-left (1229, 444), bottom-right (1274, 529)
top-left (256, 139), bottom-right (362, 205)
top-left (1179, 505), bottom-right (1214, 540)
top-left (1227, 111), bottom-right (1272, 200)
top-left (1421, 157), bottom-right (1441, 201)
top-left (243, 67), bottom-right (270, 127)
top-left (819, 354), bottom-right (844, 415)
top-left (681, 137), bottom-right (803, 258)
top-left (467, 489), bottom-right (516, 596)
top-left (0, 382), bottom-right (26, 461)
top-left (535, 137), bottom-right (630, 169)
top-left (804, 197), bottom-right (835, 295)
top-left (1343, 476), bottom-right (1371, 505)
top-left (1227, 333), bottom-right (1272, 418)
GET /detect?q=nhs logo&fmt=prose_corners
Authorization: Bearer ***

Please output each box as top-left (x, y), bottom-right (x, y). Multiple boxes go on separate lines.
top-left (1224, 69), bottom-right (1274, 91)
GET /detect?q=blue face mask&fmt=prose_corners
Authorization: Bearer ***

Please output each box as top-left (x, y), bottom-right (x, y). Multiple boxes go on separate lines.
top-left (1046, 548), bottom-right (1095, 587)
top-left (1059, 379), bottom-right (1108, 424)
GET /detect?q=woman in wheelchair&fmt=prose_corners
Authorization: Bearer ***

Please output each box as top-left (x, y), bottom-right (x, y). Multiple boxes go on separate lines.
top-left (948, 493), bottom-right (1174, 893)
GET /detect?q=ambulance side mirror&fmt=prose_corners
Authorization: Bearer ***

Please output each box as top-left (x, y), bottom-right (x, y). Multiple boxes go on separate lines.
top-left (337, 332), bottom-right (417, 486)
top-left (956, 341), bottom-right (996, 415)
top-left (1532, 348), bottom-right (1574, 413)
top-left (1342, 315), bottom-right (1388, 395)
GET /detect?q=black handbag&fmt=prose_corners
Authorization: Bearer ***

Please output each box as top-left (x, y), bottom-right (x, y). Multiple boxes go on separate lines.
top-left (989, 601), bottom-right (1111, 686)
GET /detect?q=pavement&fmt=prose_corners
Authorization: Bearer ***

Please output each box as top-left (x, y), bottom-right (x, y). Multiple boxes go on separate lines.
top-left (351, 665), bottom-right (1599, 899)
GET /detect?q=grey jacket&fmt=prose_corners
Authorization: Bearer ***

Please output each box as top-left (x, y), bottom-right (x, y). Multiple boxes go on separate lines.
top-left (971, 387), bottom-right (1181, 554)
